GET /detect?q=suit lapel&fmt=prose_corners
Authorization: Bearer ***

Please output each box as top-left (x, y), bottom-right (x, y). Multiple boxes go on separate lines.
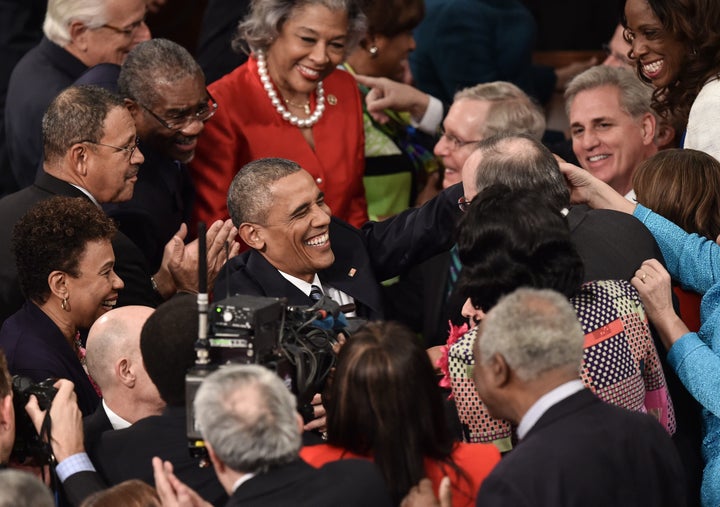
top-left (245, 251), bottom-right (312, 307)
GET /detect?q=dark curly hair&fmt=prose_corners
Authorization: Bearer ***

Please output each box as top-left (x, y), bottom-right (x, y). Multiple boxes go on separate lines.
top-left (324, 321), bottom-right (470, 505)
top-left (622, 0), bottom-right (720, 125)
top-left (12, 196), bottom-right (116, 304)
top-left (456, 185), bottom-right (584, 312)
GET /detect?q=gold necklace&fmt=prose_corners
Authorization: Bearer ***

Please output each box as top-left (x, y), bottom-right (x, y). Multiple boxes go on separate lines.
top-left (284, 98), bottom-right (311, 115)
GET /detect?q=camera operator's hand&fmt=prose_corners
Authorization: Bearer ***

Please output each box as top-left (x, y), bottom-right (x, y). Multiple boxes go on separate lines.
top-left (332, 332), bottom-right (347, 355)
top-left (302, 393), bottom-right (327, 433)
top-left (153, 457), bottom-right (212, 507)
top-left (25, 379), bottom-right (84, 463)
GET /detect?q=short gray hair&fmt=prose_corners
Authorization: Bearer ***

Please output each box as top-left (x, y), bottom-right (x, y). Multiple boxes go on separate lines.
top-left (564, 66), bottom-right (654, 120)
top-left (470, 133), bottom-right (569, 210)
top-left (42, 85), bottom-right (125, 164)
top-left (118, 39), bottom-right (204, 107)
top-left (43, 0), bottom-right (108, 46)
top-left (454, 81), bottom-right (546, 140)
top-left (476, 288), bottom-right (584, 381)
top-left (234, 0), bottom-right (366, 55)
top-left (194, 365), bottom-right (301, 474)
top-left (227, 157), bottom-right (302, 225)
top-left (0, 470), bottom-right (54, 507)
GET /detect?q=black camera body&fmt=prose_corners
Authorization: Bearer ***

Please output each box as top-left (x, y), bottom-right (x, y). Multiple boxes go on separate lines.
top-left (186, 294), bottom-right (344, 458)
top-left (11, 376), bottom-right (58, 463)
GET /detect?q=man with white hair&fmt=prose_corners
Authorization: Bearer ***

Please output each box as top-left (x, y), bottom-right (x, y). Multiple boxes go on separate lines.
top-left (4, 0), bottom-right (151, 188)
top-left (84, 305), bottom-right (165, 455)
top-left (473, 288), bottom-right (685, 506)
top-left (154, 364), bottom-right (393, 506)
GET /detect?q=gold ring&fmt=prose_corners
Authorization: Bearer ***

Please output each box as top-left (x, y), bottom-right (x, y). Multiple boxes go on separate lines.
top-left (640, 272), bottom-right (647, 282)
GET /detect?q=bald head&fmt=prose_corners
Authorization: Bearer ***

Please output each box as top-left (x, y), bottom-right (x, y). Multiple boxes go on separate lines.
top-left (86, 305), bottom-right (154, 391)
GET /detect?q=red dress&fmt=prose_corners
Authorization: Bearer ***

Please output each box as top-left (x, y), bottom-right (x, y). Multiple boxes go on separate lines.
top-left (190, 57), bottom-right (368, 230)
top-left (300, 442), bottom-right (501, 507)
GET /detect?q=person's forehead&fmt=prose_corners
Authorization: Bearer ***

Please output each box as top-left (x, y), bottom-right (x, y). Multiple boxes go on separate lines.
top-left (268, 171), bottom-right (319, 211)
top-left (151, 74), bottom-right (206, 109)
top-left (99, 106), bottom-right (136, 142)
top-left (570, 85), bottom-right (628, 119)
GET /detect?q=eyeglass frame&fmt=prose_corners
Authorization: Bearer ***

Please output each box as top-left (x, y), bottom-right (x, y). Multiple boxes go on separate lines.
top-left (439, 126), bottom-right (483, 151)
top-left (81, 136), bottom-right (141, 160)
top-left (100, 16), bottom-right (147, 37)
top-left (457, 195), bottom-right (473, 212)
top-left (137, 90), bottom-right (219, 131)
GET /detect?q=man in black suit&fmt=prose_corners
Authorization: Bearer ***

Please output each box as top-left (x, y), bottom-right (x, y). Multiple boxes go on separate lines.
top-left (154, 364), bottom-right (392, 507)
top-left (473, 287), bottom-right (685, 506)
top-left (214, 157), bottom-right (462, 320)
top-left (0, 85), bottom-right (237, 324)
top-left (84, 305), bottom-right (165, 457)
top-left (93, 295), bottom-right (226, 505)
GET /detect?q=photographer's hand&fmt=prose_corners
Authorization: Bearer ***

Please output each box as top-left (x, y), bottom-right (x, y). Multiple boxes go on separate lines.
top-left (302, 393), bottom-right (327, 433)
top-left (25, 379), bottom-right (84, 462)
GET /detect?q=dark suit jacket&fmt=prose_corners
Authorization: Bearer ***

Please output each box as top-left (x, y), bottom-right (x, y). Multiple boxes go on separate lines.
top-left (215, 184), bottom-right (464, 320)
top-left (476, 389), bottom-right (686, 506)
top-left (227, 458), bottom-right (392, 507)
top-left (83, 402), bottom-right (113, 461)
top-left (95, 405), bottom-right (227, 506)
top-left (0, 171), bottom-right (161, 324)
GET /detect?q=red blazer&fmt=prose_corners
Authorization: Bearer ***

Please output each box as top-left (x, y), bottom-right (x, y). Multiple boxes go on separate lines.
top-left (300, 442), bottom-right (500, 507)
top-left (190, 57), bottom-right (368, 229)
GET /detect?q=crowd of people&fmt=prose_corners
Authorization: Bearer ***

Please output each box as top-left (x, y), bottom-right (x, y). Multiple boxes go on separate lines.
top-left (1, 0), bottom-right (720, 506)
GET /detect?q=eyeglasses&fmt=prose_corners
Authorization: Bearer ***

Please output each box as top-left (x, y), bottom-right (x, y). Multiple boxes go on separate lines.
top-left (83, 136), bottom-right (141, 160)
top-left (457, 195), bottom-right (473, 212)
top-left (138, 91), bottom-right (218, 131)
top-left (601, 43), bottom-right (633, 67)
top-left (101, 17), bottom-right (147, 37)
top-left (439, 126), bottom-right (482, 151)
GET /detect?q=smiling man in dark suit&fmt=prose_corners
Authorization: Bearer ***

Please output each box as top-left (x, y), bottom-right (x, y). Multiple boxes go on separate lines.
top-left (214, 157), bottom-right (462, 319)
top-left (473, 287), bottom-right (685, 507)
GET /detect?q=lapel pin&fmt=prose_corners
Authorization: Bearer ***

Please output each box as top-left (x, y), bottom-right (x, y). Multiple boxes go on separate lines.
top-left (327, 94), bottom-right (337, 106)
top-left (348, 268), bottom-right (357, 277)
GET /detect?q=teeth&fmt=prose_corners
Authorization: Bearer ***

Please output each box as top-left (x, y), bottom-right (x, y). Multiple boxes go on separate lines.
top-left (588, 155), bottom-right (609, 162)
top-left (102, 299), bottom-right (117, 308)
top-left (643, 60), bottom-right (663, 74)
top-left (298, 64), bottom-right (319, 78)
top-left (305, 233), bottom-right (328, 247)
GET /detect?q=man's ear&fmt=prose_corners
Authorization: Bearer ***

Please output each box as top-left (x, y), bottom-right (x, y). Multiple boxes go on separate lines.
top-left (206, 442), bottom-right (225, 474)
top-left (68, 142), bottom-right (90, 177)
top-left (488, 353), bottom-right (511, 388)
top-left (68, 21), bottom-right (90, 51)
top-left (116, 358), bottom-right (135, 388)
top-left (238, 223), bottom-right (265, 250)
top-left (124, 98), bottom-right (141, 118)
top-left (640, 112), bottom-right (656, 145)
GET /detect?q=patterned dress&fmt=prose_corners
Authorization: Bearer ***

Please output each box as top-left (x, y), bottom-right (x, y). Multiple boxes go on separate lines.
top-left (448, 279), bottom-right (676, 450)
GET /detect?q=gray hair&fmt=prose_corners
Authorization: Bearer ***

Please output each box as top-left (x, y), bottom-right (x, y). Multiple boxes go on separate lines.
top-left (470, 133), bottom-right (569, 210)
top-left (234, 0), bottom-right (366, 55)
top-left (118, 39), bottom-right (204, 107)
top-left (194, 365), bottom-right (301, 474)
top-left (454, 81), bottom-right (546, 140)
top-left (564, 66), bottom-right (654, 120)
top-left (42, 85), bottom-right (125, 164)
top-left (476, 288), bottom-right (584, 381)
top-left (0, 470), bottom-right (54, 507)
top-left (227, 157), bottom-right (302, 225)
top-left (43, 0), bottom-right (109, 46)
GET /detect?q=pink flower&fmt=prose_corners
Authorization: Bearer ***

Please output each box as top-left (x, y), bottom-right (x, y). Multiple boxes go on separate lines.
top-left (436, 321), bottom-right (469, 395)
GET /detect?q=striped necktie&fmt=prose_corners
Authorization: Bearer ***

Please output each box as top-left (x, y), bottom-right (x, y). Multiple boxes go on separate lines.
top-left (310, 284), bottom-right (324, 302)
top-left (446, 244), bottom-right (462, 299)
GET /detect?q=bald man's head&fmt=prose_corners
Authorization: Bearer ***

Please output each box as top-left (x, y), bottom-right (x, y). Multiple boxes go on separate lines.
top-left (86, 306), bottom-right (154, 391)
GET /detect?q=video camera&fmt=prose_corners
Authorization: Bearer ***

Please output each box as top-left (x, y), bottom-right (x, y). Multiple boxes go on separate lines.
top-left (185, 293), bottom-right (351, 458)
top-left (11, 376), bottom-right (58, 464)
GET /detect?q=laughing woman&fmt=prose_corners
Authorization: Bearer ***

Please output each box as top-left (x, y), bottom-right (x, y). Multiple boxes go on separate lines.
top-left (0, 197), bottom-right (123, 416)
top-left (622, 0), bottom-right (720, 160)
top-left (190, 0), bottom-right (369, 232)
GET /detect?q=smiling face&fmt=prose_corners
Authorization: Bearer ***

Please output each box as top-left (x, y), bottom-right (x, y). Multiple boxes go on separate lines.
top-left (265, 3), bottom-right (349, 102)
top-left (434, 99), bottom-right (490, 188)
top-left (84, 106), bottom-right (144, 203)
top-left (65, 239), bottom-right (124, 329)
top-left (252, 170), bottom-right (335, 282)
top-left (130, 73), bottom-right (209, 163)
top-left (83, 0), bottom-right (150, 66)
top-left (624, 0), bottom-right (686, 88)
top-left (569, 84), bottom-right (655, 195)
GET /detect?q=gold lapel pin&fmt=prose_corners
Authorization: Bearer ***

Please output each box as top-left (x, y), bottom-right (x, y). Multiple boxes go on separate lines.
top-left (327, 94), bottom-right (337, 106)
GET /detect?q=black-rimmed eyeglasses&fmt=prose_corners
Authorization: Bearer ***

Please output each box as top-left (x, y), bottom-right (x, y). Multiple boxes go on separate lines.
top-left (138, 91), bottom-right (218, 131)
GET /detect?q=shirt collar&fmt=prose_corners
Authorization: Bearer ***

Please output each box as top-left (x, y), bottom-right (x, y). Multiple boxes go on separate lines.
top-left (517, 379), bottom-right (585, 440)
top-left (231, 473), bottom-right (256, 492)
top-left (68, 183), bottom-right (101, 207)
top-left (102, 399), bottom-right (132, 430)
top-left (277, 270), bottom-right (322, 297)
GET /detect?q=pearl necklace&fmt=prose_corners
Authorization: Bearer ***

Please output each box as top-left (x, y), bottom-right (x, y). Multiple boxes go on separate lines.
top-left (256, 50), bottom-right (325, 128)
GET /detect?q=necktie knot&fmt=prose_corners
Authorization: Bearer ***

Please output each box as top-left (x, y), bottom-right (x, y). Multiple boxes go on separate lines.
top-left (310, 284), bottom-right (324, 302)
